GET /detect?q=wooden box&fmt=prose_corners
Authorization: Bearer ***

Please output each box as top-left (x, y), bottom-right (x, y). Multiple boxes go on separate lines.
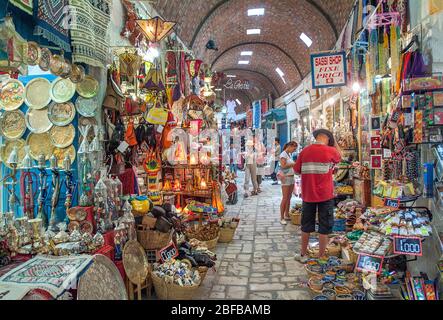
top-left (353, 178), bottom-right (371, 207)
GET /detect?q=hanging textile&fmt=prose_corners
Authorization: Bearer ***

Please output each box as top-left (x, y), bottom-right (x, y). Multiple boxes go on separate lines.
top-left (9, 0), bottom-right (33, 15)
top-left (34, 0), bottom-right (71, 52)
top-left (390, 24), bottom-right (400, 94)
top-left (430, 0), bottom-right (443, 15)
top-left (69, 0), bottom-right (112, 67)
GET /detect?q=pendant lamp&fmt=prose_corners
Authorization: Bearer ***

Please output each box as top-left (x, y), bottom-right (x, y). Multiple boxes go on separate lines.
top-left (136, 17), bottom-right (176, 43)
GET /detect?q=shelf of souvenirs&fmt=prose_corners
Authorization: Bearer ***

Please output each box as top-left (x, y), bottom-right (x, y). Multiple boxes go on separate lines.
top-left (162, 164), bottom-right (219, 170)
top-left (161, 190), bottom-right (213, 198)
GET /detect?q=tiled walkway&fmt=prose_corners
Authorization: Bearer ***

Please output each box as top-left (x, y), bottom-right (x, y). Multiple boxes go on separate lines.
top-left (194, 173), bottom-right (311, 300)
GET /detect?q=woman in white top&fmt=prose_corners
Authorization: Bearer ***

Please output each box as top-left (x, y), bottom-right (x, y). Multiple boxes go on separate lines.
top-left (279, 141), bottom-right (298, 225)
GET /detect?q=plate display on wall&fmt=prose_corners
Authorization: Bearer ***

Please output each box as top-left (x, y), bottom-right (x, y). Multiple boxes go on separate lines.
top-left (0, 79), bottom-right (25, 111)
top-left (39, 48), bottom-right (52, 72)
top-left (48, 102), bottom-right (76, 126)
top-left (69, 64), bottom-right (85, 84)
top-left (76, 76), bottom-right (99, 99)
top-left (26, 132), bottom-right (55, 160)
top-left (25, 41), bottom-right (41, 66)
top-left (24, 77), bottom-right (52, 109)
top-left (77, 254), bottom-right (128, 300)
top-left (53, 145), bottom-right (76, 167)
top-left (50, 77), bottom-right (76, 103)
top-left (122, 240), bottom-right (149, 285)
top-left (25, 108), bottom-right (53, 133)
top-left (0, 139), bottom-right (26, 168)
top-left (75, 96), bottom-right (98, 118)
top-left (49, 124), bottom-right (75, 148)
top-left (0, 110), bottom-right (26, 140)
top-left (49, 54), bottom-right (65, 76)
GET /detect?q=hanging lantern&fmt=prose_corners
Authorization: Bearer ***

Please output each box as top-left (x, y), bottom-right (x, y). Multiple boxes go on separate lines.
top-left (186, 59), bottom-right (203, 78)
top-left (136, 17), bottom-right (176, 43)
top-left (190, 153), bottom-right (198, 165)
top-left (200, 178), bottom-right (207, 190)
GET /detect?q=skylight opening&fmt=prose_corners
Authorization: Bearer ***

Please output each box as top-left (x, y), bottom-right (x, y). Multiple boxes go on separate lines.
top-left (235, 99), bottom-right (242, 105)
top-left (238, 61), bottom-right (250, 65)
top-left (247, 29), bottom-right (261, 35)
top-left (241, 51), bottom-right (253, 56)
top-left (248, 8), bottom-right (265, 16)
top-left (300, 33), bottom-right (313, 47)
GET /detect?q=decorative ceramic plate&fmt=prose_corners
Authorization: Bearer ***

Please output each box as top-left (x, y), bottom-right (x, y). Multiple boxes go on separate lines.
top-left (53, 145), bottom-right (76, 167)
top-left (25, 41), bottom-right (41, 66)
top-left (48, 101), bottom-right (76, 126)
top-left (75, 96), bottom-right (98, 118)
top-left (76, 76), bottom-right (99, 99)
top-left (60, 59), bottom-right (72, 79)
top-left (49, 54), bottom-right (65, 76)
top-left (69, 64), bottom-right (85, 84)
top-left (25, 108), bottom-right (53, 133)
top-left (68, 221), bottom-right (80, 233)
top-left (80, 220), bottom-right (93, 235)
top-left (67, 207), bottom-right (87, 222)
top-left (24, 77), bottom-right (52, 109)
top-left (77, 254), bottom-right (128, 300)
top-left (50, 77), bottom-right (76, 103)
top-left (49, 124), bottom-right (75, 148)
top-left (39, 48), bottom-right (52, 72)
top-left (123, 240), bottom-right (149, 285)
top-left (26, 132), bottom-right (54, 160)
top-left (0, 139), bottom-right (26, 168)
top-left (0, 79), bottom-right (25, 111)
top-left (0, 110), bottom-right (26, 140)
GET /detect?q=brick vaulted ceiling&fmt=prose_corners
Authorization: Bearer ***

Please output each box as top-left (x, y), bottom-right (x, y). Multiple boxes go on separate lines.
top-left (153, 0), bottom-right (355, 102)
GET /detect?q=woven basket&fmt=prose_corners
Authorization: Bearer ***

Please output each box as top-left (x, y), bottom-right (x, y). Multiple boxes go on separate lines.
top-left (218, 227), bottom-right (236, 243)
top-left (308, 276), bottom-right (324, 293)
top-left (196, 266), bottom-right (209, 284)
top-left (137, 225), bottom-right (172, 250)
top-left (151, 272), bottom-right (200, 300)
top-left (304, 264), bottom-right (324, 278)
top-left (202, 235), bottom-right (219, 250)
top-left (289, 211), bottom-right (301, 225)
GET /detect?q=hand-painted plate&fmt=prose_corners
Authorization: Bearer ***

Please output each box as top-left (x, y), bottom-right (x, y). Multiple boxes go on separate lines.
top-left (50, 77), bottom-right (76, 103)
top-left (48, 101), bottom-right (76, 126)
top-left (24, 77), bottom-right (52, 109)
top-left (25, 108), bottom-right (53, 133)
top-left (0, 79), bottom-right (25, 111)
top-left (76, 76), bottom-right (99, 99)
top-left (77, 254), bottom-right (128, 300)
top-left (0, 139), bottom-right (26, 168)
top-left (0, 110), bottom-right (26, 140)
top-left (123, 240), bottom-right (149, 285)
top-left (67, 207), bottom-right (87, 222)
top-left (60, 59), bottom-right (72, 79)
top-left (26, 132), bottom-right (55, 160)
top-left (53, 145), bottom-right (76, 167)
top-left (69, 64), bottom-right (85, 84)
top-left (25, 41), bottom-right (41, 66)
top-left (49, 124), bottom-right (75, 148)
top-left (49, 54), bottom-right (65, 76)
top-left (39, 48), bottom-right (52, 72)
top-left (75, 96), bottom-right (98, 117)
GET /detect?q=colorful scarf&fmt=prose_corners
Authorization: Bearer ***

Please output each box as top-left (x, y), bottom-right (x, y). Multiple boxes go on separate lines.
top-left (9, 0), bottom-right (33, 15)
top-left (34, 0), bottom-right (71, 52)
top-left (69, 0), bottom-right (112, 67)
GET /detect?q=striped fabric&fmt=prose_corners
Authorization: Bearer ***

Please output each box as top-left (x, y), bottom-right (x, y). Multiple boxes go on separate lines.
top-left (301, 162), bottom-right (331, 174)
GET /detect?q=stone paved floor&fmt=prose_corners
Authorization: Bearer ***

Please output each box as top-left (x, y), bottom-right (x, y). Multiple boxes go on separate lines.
top-left (194, 172), bottom-right (311, 300)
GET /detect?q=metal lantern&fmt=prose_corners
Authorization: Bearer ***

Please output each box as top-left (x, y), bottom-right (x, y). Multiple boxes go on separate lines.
top-left (136, 17), bottom-right (176, 43)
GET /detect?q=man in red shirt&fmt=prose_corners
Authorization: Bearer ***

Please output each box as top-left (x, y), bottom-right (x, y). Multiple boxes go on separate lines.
top-left (293, 129), bottom-right (341, 263)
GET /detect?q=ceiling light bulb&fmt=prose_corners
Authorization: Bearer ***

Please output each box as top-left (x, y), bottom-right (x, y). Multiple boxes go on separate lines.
top-left (235, 99), bottom-right (242, 105)
top-left (247, 29), bottom-right (261, 35)
top-left (241, 51), bottom-right (253, 56)
top-left (248, 8), bottom-right (265, 16)
top-left (238, 61), bottom-right (250, 65)
top-left (328, 97), bottom-right (335, 105)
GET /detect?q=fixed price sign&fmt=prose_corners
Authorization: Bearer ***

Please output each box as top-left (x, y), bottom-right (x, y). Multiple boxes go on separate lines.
top-left (393, 236), bottom-right (423, 256)
top-left (356, 253), bottom-right (384, 275)
top-left (310, 51), bottom-right (347, 89)
top-left (384, 198), bottom-right (401, 209)
top-left (159, 241), bottom-right (179, 263)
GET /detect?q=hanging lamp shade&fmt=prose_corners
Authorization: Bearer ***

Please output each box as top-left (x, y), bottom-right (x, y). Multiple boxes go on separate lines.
top-left (136, 17), bottom-right (176, 43)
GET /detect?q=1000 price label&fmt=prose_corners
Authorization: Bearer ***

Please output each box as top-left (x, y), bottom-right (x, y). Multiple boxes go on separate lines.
top-left (356, 254), bottom-right (384, 275)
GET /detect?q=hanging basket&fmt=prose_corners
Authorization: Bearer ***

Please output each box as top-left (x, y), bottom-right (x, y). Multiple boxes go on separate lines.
top-left (289, 211), bottom-right (302, 225)
top-left (151, 272), bottom-right (201, 300)
top-left (136, 225), bottom-right (172, 250)
top-left (218, 227), bottom-right (236, 243)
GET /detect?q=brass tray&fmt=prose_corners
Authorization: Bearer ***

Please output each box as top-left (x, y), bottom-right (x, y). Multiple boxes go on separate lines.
top-left (48, 101), bottom-right (76, 126)
top-left (123, 240), bottom-right (149, 285)
top-left (49, 54), bottom-right (65, 76)
top-left (49, 124), bottom-right (75, 148)
top-left (76, 75), bottom-right (99, 99)
top-left (50, 77), bottom-right (76, 103)
top-left (75, 96), bottom-right (98, 118)
top-left (25, 108), bottom-right (53, 133)
top-left (0, 138), bottom-right (26, 168)
top-left (77, 254), bottom-right (128, 300)
top-left (69, 64), bottom-right (85, 84)
top-left (0, 110), bottom-right (26, 140)
top-left (53, 145), bottom-right (76, 167)
top-left (39, 48), bottom-right (52, 72)
top-left (24, 77), bottom-right (52, 109)
top-left (0, 79), bottom-right (25, 111)
top-left (26, 132), bottom-right (55, 160)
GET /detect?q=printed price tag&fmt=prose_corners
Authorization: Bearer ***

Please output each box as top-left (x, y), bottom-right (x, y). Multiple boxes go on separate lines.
top-left (393, 236), bottom-right (422, 256)
top-left (384, 198), bottom-right (400, 208)
top-left (356, 254), bottom-right (384, 275)
top-left (159, 241), bottom-right (178, 263)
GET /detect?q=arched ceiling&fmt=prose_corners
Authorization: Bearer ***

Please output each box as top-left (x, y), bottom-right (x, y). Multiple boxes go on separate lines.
top-left (153, 0), bottom-right (354, 103)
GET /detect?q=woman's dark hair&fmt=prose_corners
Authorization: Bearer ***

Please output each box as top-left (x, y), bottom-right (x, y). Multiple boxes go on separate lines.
top-left (283, 141), bottom-right (298, 151)
top-left (275, 138), bottom-right (280, 143)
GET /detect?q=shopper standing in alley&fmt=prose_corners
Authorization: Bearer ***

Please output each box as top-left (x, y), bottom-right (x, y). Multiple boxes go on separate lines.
top-left (294, 129), bottom-right (341, 262)
top-left (255, 137), bottom-right (266, 193)
top-left (278, 141), bottom-right (298, 225)
top-left (243, 139), bottom-right (258, 198)
top-left (272, 138), bottom-right (281, 185)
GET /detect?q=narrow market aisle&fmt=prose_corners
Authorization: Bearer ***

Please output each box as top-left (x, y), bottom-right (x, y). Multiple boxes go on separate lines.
top-left (194, 173), bottom-right (310, 300)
